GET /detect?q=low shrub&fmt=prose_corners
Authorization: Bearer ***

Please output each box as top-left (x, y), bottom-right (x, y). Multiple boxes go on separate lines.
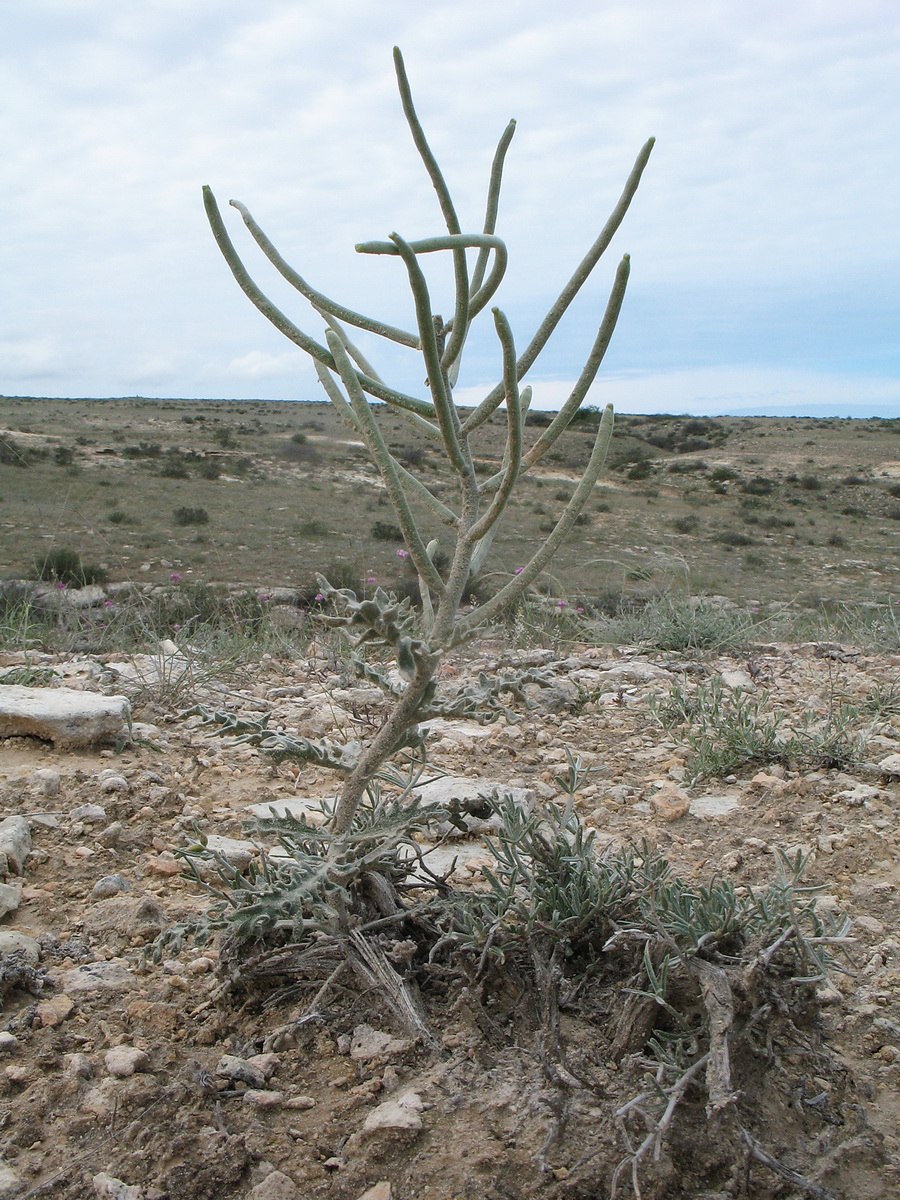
top-left (718, 530), bottom-right (755, 548)
top-left (672, 515), bottom-right (699, 534)
top-left (33, 547), bottom-right (107, 587)
top-left (740, 475), bottom-right (774, 496)
top-left (173, 506), bottom-right (209, 527)
top-left (371, 520), bottom-right (404, 542)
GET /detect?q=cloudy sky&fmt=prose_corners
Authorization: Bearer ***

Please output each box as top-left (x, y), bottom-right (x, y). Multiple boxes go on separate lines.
top-left (2, 0), bottom-right (898, 416)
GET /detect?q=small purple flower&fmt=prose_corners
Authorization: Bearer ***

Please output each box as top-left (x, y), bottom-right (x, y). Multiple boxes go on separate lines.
top-left (55, 580), bottom-right (66, 590)
top-left (576, 606), bottom-right (585, 614)
top-left (514, 566), bottom-right (524, 575)
top-left (170, 572), bottom-right (182, 582)
top-left (258, 593), bottom-right (269, 602)
top-left (104, 600), bottom-right (114, 608)
top-left (366, 575), bottom-right (376, 584)
top-left (556, 599), bottom-right (567, 609)
top-left (396, 548), bottom-right (410, 560)
top-left (172, 623), bottom-right (181, 631)
top-left (315, 593), bottom-right (324, 602)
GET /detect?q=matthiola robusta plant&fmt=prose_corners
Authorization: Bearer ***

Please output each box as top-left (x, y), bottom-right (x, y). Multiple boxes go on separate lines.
top-left (204, 48), bottom-right (653, 834)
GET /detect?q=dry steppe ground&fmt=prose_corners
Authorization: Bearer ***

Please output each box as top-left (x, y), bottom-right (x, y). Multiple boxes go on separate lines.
top-left (2, 396), bottom-right (899, 609)
top-left (0, 631), bottom-right (898, 1200)
top-left (0, 396), bottom-right (899, 1199)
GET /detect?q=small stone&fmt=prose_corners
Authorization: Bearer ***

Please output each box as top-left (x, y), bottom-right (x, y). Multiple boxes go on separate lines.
top-left (92, 874), bottom-right (131, 899)
top-left (877, 753), bottom-right (900, 777)
top-left (350, 1024), bottom-right (410, 1061)
top-left (98, 822), bottom-right (124, 847)
top-left (246, 1169), bottom-right (301, 1200)
top-left (362, 1093), bottom-right (424, 1136)
top-left (650, 784), bottom-right (690, 822)
top-left (32, 767), bottom-right (61, 797)
top-left (71, 803), bottom-right (107, 822)
top-left (63, 959), bottom-right (137, 994)
top-left (36, 993), bottom-right (75, 1028)
top-left (104, 1046), bottom-right (150, 1078)
top-left (243, 1089), bottom-right (284, 1108)
top-left (65, 1052), bottom-right (93, 1079)
top-left (144, 855), bottom-right (182, 876)
top-left (0, 817), bottom-right (31, 877)
top-left (0, 1164), bottom-right (24, 1199)
top-left (0, 882), bottom-right (22, 920)
top-left (720, 669), bottom-right (755, 691)
top-left (0, 1034), bottom-right (18, 1055)
top-left (216, 1054), bottom-right (266, 1089)
top-left (186, 956), bottom-right (214, 974)
top-left (4, 1064), bottom-right (35, 1086)
top-left (246, 1052), bottom-right (280, 1079)
top-left (815, 985), bottom-right (842, 1006)
top-left (92, 1172), bottom-right (144, 1200)
top-left (284, 1094), bottom-right (316, 1109)
top-left (357, 1184), bottom-right (392, 1200)
top-left (854, 915), bottom-right (886, 936)
top-left (99, 775), bottom-right (129, 794)
top-left (0, 931), bottom-right (41, 963)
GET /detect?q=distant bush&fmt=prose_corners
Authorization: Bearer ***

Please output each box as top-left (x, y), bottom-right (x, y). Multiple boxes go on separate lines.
top-left (53, 445), bottom-right (75, 466)
top-left (396, 444), bottom-right (426, 468)
top-left (280, 439), bottom-right (321, 464)
top-left (108, 510), bottom-right (138, 526)
top-left (626, 460), bottom-right (653, 480)
top-left (709, 466), bottom-right (738, 482)
top-left (173, 506), bottom-right (209, 527)
top-left (886, 483), bottom-right (900, 498)
top-left (0, 437), bottom-right (29, 468)
top-left (799, 475), bottom-right (821, 490)
top-left (667, 459), bottom-right (707, 474)
top-left (371, 521), bottom-right (403, 542)
top-left (524, 411), bottom-right (552, 427)
top-left (199, 460), bottom-right (222, 480)
top-left (160, 450), bottom-right (191, 479)
top-left (672, 515), bottom-right (699, 534)
top-left (122, 442), bottom-right (162, 459)
top-left (33, 548), bottom-right (107, 587)
top-left (718, 530), bottom-right (755, 548)
top-left (842, 474), bottom-right (867, 486)
top-left (740, 475), bottom-right (774, 496)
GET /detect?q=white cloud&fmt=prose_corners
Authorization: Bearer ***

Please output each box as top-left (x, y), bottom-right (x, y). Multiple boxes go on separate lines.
top-left (226, 349), bottom-right (309, 380)
top-left (455, 365), bottom-right (900, 418)
top-left (0, 335), bottom-right (68, 381)
top-left (1, 1), bottom-right (898, 406)
top-left (124, 355), bottom-right (179, 386)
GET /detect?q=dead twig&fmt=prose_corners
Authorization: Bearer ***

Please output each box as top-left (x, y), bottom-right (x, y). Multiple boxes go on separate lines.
top-left (611, 1052), bottom-right (710, 1200)
top-left (741, 1129), bottom-right (838, 1200)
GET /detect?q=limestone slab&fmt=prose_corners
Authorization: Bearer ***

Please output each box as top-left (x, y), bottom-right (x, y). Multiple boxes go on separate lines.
top-left (0, 685), bottom-right (130, 748)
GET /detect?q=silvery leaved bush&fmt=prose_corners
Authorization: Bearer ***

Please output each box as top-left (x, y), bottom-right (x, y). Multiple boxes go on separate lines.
top-left (204, 48), bottom-right (653, 834)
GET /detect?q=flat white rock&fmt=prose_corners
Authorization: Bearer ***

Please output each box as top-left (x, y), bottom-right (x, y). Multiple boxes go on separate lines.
top-left (689, 793), bottom-right (741, 819)
top-left (0, 685), bottom-right (130, 748)
top-left (62, 959), bottom-right (136, 994)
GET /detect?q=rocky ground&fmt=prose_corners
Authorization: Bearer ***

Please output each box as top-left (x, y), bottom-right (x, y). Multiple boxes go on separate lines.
top-left (0, 632), bottom-right (898, 1200)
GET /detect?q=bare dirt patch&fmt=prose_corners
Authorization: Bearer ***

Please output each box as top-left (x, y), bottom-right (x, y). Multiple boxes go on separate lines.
top-left (0, 636), bottom-right (898, 1199)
